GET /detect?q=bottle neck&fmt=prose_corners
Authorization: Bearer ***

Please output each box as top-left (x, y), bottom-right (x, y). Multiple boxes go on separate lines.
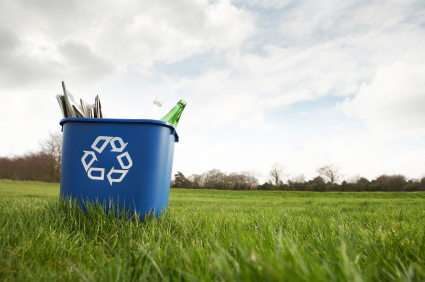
top-left (170, 104), bottom-right (184, 114)
top-left (160, 102), bottom-right (185, 127)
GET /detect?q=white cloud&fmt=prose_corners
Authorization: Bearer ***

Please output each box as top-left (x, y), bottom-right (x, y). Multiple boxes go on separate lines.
top-left (0, 0), bottom-right (255, 89)
top-left (150, 0), bottom-right (425, 146)
top-left (337, 60), bottom-right (425, 137)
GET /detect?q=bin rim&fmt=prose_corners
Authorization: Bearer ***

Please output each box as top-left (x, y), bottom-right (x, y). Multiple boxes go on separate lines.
top-left (59, 118), bottom-right (179, 142)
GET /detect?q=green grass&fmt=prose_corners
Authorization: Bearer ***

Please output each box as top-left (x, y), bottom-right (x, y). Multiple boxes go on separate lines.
top-left (0, 180), bottom-right (59, 197)
top-left (1, 180), bottom-right (425, 281)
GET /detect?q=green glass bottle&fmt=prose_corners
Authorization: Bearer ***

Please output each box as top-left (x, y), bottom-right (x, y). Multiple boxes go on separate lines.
top-left (160, 100), bottom-right (186, 128)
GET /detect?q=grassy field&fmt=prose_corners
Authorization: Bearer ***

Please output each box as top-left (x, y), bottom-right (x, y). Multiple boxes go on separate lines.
top-left (1, 180), bottom-right (425, 281)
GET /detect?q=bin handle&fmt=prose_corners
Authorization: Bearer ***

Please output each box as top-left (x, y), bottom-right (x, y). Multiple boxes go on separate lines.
top-left (172, 128), bottom-right (179, 143)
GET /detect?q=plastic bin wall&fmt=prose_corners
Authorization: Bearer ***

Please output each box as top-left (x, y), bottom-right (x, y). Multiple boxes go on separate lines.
top-left (59, 118), bottom-right (179, 218)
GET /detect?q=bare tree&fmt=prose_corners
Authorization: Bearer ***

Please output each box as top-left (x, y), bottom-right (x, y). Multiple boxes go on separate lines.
top-left (186, 169), bottom-right (260, 190)
top-left (226, 172), bottom-right (241, 188)
top-left (241, 170), bottom-right (260, 188)
top-left (269, 163), bottom-right (287, 186)
top-left (290, 174), bottom-right (306, 183)
top-left (188, 173), bottom-right (207, 188)
top-left (204, 169), bottom-right (225, 187)
top-left (39, 132), bottom-right (63, 181)
top-left (346, 174), bottom-right (360, 184)
top-left (316, 164), bottom-right (342, 184)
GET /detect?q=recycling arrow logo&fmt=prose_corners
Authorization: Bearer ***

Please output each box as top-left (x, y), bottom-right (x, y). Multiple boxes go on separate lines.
top-left (81, 136), bottom-right (133, 185)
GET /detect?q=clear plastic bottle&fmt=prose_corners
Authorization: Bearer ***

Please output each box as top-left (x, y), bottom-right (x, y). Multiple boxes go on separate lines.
top-left (139, 98), bottom-right (163, 119)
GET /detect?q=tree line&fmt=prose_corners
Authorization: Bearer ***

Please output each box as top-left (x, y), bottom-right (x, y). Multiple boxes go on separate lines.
top-left (173, 169), bottom-right (260, 190)
top-left (1, 133), bottom-right (424, 191)
top-left (172, 163), bottom-right (425, 192)
top-left (0, 133), bottom-right (62, 182)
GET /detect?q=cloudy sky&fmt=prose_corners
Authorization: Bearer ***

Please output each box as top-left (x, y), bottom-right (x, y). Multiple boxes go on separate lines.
top-left (1, 0), bottom-right (424, 182)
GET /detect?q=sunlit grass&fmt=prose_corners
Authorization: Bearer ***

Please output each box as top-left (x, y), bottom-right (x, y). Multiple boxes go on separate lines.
top-left (1, 181), bottom-right (425, 281)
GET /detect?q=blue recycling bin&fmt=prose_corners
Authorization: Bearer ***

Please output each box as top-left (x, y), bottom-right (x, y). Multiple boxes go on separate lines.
top-left (59, 118), bottom-right (179, 219)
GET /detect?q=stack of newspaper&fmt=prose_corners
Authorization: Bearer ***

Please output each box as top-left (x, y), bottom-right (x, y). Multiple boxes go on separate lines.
top-left (56, 81), bottom-right (104, 118)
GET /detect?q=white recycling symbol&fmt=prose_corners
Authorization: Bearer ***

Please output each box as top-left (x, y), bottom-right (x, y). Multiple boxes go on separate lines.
top-left (81, 136), bottom-right (133, 185)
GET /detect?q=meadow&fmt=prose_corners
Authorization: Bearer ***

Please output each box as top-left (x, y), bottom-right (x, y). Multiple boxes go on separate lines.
top-left (1, 180), bottom-right (425, 281)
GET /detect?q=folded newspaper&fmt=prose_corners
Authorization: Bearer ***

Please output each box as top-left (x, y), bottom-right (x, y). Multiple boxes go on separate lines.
top-left (56, 81), bottom-right (104, 118)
